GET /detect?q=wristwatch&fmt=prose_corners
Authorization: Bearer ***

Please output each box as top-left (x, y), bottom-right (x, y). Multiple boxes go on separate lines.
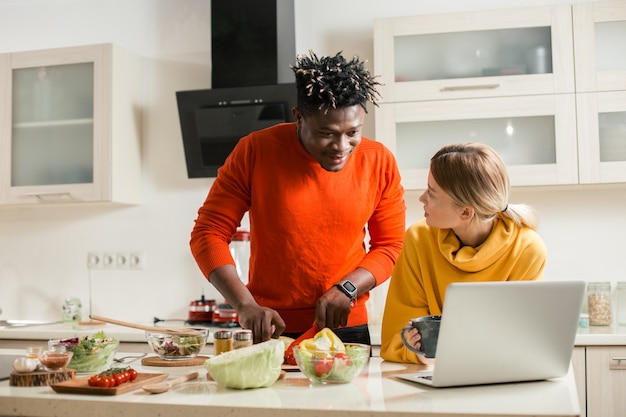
top-left (335, 279), bottom-right (357, 300)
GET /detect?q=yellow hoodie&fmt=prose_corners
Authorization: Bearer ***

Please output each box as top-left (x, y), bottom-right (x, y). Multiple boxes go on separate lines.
top-left (380, 215), bottom-right (546, 364)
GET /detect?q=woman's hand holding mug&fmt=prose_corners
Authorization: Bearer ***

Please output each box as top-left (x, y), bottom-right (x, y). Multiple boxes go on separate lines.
top-left (400, 315), bottom-right (441, 359)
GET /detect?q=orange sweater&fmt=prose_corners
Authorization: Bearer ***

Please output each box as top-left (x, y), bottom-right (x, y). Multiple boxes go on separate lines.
top-left (190, 123), bottom-right (406, 332)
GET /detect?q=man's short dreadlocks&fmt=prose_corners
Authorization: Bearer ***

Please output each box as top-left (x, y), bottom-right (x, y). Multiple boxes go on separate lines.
top-left (290, 50), bottom-right (382, 116)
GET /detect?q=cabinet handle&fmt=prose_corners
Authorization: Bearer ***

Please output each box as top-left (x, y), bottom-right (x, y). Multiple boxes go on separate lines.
top-left (25, 192), bottom-right (73, 201)
top-left (440, 84), bottom-right (500, 92)
top-left (610, 356), bottom-right (626, 370)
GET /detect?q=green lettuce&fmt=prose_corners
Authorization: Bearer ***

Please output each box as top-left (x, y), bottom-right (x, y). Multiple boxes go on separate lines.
top-left (205, 338), bottom-right (284, 389)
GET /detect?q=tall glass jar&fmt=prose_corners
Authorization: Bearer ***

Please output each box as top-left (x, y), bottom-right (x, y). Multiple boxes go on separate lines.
top-left (587, 282), bottom-right (612, 326)
top-left (615, 282), bottom-right (626, 326)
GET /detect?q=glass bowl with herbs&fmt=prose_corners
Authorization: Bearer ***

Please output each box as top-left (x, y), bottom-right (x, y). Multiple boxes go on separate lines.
top-left (54, 331), bottom-right (119, 373)
top-left (146, 328), bottom-right (208, 360)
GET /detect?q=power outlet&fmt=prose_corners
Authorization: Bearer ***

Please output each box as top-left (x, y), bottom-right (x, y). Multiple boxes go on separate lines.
top-left (102, 253), bottom-right (116, 269)
top-left (129, 252), bottom-right (145, 270)
top-left (87, 251), bottom-right (144, 270)
top-left (116, 252), bottom-right (130, 269)
top-left (87, 252), bottom-right (103, 269)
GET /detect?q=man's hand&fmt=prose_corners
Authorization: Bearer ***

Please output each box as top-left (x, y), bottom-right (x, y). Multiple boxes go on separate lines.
top-left (315, 287), bottom-right (352, 330)
top-left (237, 303), bottom-right (285, 344)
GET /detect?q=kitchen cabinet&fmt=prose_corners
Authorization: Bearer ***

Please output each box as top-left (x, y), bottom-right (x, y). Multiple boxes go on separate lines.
top-left (373, 5), bottom-right (574, 104)
top-left (577, 91), bottom-right (626, 184)
top-left (572, 347), bottom-right (586, 417)
top-left (573, 1), bottom-right (626, 93)
top-left (375, 94), bottom-right (578, 189)
top-left (0, 44), bottom-right (142, 205)
top-left (574, 345), bottom-right (626, 417)
top-left (374, 1), bottom-right (626, 190)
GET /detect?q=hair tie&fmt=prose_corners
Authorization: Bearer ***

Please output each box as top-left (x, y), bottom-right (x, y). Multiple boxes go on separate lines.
top-left (501, 204), bottom-right (508, 213)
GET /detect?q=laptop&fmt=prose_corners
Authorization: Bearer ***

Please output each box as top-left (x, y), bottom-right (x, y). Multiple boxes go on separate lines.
top-left (395, 280), bottom-right (585, 388)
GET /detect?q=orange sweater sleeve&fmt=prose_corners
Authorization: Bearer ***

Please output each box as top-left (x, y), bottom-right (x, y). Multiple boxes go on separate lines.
top-left (190, 123), bottom-right (406, 332)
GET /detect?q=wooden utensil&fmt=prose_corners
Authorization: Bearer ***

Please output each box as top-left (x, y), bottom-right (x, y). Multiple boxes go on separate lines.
top-left (142, 371), bottom-right (199, 394)
top-left (89, 315), bottom-right (205, 336)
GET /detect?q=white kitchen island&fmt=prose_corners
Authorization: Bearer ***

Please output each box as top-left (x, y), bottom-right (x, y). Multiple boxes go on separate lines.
top-left (0, 348), bottom-right (580, 417)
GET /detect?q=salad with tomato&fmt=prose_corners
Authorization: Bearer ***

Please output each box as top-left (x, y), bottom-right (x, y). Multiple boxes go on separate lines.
top-left (293, 328), bottom-right (370, 384)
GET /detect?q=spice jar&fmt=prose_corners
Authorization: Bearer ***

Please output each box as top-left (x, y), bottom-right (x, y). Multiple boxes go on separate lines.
top-left (213, 330), bottom-right (233, 355)
top-left (587, 282), bottom-right (612, 326)
top-left (616, 282), bottom-right (626, 325)
top-left (233, 330), bottom-right (253, 349)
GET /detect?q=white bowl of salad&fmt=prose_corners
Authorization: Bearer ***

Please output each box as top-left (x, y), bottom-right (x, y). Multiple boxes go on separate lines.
top-left (55, 331), bottom-right (119, 373)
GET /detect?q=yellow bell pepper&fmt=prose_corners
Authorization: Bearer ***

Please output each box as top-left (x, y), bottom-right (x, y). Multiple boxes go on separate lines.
top-left (298, 327), bottom-right (345, 352)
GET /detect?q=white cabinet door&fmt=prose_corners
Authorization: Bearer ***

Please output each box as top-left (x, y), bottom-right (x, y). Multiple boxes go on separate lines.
top-left (586, 346), bottom-right (626, 417)
top-left (572, 346), bottom-right (587, 417)
top-left (373, 4), bottom-right (574, 103)
top-left (375, 94), bottom-right (578, 190)
top-left (577, 91), bottom-right (626, 184)
top-left (0, 44), bottom-right (142, 205)
top-left (573, 1), bottom-right (626, 93)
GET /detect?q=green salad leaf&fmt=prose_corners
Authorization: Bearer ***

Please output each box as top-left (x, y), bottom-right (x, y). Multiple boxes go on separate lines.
top-left (60, 331), bottom-right (119, 373)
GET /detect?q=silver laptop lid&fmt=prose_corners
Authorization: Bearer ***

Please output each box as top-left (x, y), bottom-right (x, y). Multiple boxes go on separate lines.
top-left (429, 280), bottom-right (585, 387)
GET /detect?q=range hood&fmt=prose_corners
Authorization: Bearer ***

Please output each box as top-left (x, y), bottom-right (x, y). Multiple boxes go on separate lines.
top-left (176, 0), bottom-right (297, 178)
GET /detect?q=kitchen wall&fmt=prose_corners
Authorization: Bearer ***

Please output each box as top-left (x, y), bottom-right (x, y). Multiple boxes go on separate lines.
top-left (1, 0), bottom-right (623, 325)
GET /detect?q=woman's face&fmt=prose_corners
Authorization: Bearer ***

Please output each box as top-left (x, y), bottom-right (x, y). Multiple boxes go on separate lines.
top-left (419, 171), bottom-right (464, 229)
top-left (294, 105), bottom-right (364, 172)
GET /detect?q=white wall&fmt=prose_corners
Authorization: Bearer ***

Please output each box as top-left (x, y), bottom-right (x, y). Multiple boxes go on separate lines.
top-left (1, 0), bottom-right (622, 326)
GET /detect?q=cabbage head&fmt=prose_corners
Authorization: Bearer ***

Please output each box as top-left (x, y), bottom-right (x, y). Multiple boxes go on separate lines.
top-left (205, 338), bottom-right (284, 389)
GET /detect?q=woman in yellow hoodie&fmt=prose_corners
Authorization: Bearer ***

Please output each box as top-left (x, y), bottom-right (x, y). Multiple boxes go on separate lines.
top-left (380, 142), bottom-right (547, 364)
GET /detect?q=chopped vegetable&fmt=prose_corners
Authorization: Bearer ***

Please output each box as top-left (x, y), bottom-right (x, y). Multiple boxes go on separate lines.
top-left (59, 331), bottom-right (119, 373)
top-left (148, 333), bottom-right (205, 358)
top-left (293, 328), bottom-right (369, 383)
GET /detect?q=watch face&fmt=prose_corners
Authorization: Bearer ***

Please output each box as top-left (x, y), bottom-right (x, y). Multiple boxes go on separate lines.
top-left (343, 281), bottom-right (357, 293)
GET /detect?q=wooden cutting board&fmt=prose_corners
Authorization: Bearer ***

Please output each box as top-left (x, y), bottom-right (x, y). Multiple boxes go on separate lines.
top-left (141, 355), bottom-right (209, 367)
top-left (50, 372), bottom-right (168, 395)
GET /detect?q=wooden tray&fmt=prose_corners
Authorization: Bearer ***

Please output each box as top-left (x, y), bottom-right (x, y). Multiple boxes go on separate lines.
top-left (50, 372), bottom-right (168, 395)
top-left (141, 355), bottom-right (209, 367)
top-left (10, 369), bottom-right (75, 387)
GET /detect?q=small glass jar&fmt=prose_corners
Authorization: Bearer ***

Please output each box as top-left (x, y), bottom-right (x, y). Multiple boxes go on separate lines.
top-left (213, 330), bottom-right (233, 355)
top-left (233, 330), bottom-right (253, 349)
top-left (587, 282), bottom-right (612, 326)
top-left (616, 282), bottom-right (626, 326)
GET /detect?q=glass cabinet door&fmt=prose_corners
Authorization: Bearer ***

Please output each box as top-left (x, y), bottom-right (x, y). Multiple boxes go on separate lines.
top-left (577, 91), bottom-right (626, 184)
top-left (0, 44), bottom-right (142, 206)
top-left (11, 62), bottom-right (94, 187)
top-left (374, 4), bottom-right (574, 103)
top-left (574, 1), bottom-right (626, 92)
top-left (375, 94), bottom-right (578, 190)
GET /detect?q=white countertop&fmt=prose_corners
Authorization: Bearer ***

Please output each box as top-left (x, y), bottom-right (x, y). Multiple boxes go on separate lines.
top-left (1, 322), bottom-right (625, 347)
top-left (0, 348), bottom-right (580, 417)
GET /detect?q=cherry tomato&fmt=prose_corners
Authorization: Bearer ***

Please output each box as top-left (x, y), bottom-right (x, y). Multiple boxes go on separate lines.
top-left (313, 356), bottom-right (334, 377)
top-left (127, 368), bottom-right (138, 381)
top-left (334, 352), bottom-right (351, 366)
top-left (113, 373), bottom-right (126, 386)
top-left (88, 375), bottom-right (99, 387)
top-left (94, 376), bottom-right (109, 388)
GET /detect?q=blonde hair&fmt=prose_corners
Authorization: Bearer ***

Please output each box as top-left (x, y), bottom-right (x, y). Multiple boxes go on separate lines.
top-left (430, 143), bottom-right (537, 229)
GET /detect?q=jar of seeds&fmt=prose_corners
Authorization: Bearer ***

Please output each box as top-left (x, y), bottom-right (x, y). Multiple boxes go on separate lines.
top-left (587, 282), bottom-right (612, 326)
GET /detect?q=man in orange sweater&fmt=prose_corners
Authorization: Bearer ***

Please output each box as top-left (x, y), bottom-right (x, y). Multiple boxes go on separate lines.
top-left (190, 51), bottom-right (406, 345)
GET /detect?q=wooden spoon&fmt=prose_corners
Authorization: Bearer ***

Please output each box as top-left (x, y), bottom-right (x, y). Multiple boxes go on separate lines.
top-left (89, 314), bottom-right (205, 336)
top-left (142, 371), bottom-right (199, 394)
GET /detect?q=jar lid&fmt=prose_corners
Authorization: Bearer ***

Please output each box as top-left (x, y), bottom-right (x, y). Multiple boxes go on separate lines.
top-left (234, 330), bottom-right (252, 341)
top-left (214, 330), bottom-right (233, 339)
